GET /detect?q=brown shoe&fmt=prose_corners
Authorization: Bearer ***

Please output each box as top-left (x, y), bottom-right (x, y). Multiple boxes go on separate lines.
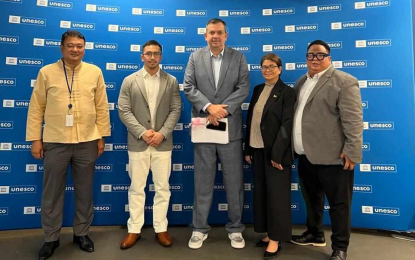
top-left (155, 231), bottom-right (173, 247)
top-left (120, 233), bottom-right (141, 250)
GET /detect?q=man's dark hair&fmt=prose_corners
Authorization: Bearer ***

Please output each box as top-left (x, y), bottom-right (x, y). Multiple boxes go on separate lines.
top-left (142, 40), bottom-right (163, 53)
top-left (206, 18), bottom-right (227, 29)
top-left (307, 40), bottom-right (330, 54)
top-left (61, 30), bottom-right (85, 46)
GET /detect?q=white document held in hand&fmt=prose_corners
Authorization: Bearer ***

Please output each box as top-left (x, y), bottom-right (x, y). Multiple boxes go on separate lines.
top-left (191, 117), bottom-right (229, 144)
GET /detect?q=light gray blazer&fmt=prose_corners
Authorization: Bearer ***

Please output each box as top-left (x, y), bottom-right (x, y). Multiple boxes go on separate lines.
top-left (118, 68), bottom-right (182, 152)
top-left (294, 65), bottom-right (363, 164)
top-left (183, 46), bottom-right (250, 141)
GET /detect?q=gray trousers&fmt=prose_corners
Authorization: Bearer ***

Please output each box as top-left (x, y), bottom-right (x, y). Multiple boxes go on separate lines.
top-left (191, 140), bottom-right (245, 234)
top-left (42, 140), bottom-right (98, 242)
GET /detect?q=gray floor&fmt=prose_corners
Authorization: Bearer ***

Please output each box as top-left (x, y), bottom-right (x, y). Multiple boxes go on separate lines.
top-left (0, 225), bottom-right (414, 260)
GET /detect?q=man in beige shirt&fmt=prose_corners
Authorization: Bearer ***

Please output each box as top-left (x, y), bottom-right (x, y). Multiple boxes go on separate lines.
top-left (26, 30), bottom-right (110, 260)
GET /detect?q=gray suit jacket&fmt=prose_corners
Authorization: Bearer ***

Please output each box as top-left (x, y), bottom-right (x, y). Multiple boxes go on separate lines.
top-left (183, 46), bottom-right (250, 141)
top-left (294, 65), bottom-right (363, 164)
top-left (118, 68), bottom-right (182, 152)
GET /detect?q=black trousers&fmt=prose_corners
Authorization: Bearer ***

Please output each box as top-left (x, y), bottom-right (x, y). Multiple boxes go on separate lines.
top-left (252, 148), bottom-right (292, 241)
top-left (297, 155), bottom-right (354, 251)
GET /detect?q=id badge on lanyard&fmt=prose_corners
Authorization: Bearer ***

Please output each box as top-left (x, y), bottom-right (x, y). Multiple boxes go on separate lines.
top-left (63, 60), bottom-right (75, 127)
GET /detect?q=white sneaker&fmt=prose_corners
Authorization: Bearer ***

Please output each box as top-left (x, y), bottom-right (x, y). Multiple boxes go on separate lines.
top-left (228, 232), bottom-right (245, 249)
top-left (188, 231), bottom-right (208, 249)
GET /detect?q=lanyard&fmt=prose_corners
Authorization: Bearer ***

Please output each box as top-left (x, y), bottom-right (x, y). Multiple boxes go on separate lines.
top-left (62, 60), bottom-right (75, 109)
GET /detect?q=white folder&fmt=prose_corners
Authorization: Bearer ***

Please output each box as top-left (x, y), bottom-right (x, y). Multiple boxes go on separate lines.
top-left (191, 117), bottom-right (229, 144)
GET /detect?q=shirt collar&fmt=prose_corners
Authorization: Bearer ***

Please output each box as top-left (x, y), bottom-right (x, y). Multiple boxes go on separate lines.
top-left (306, 65), bottom-right (331, 81)
top-left (210, 48), bottom-right (224, 58)
top-left (143, 68), bottom-right (161, 78)
top-left (60, 58), bottom-right (83, 71)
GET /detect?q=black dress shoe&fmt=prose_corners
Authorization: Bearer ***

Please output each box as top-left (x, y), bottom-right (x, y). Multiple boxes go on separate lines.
top-left (73, 235), bottom-right (94, 252)
top-left (263, 241), bottom-right (281, 259)
top-left (291, 232), bottom-right (326, 247)
top-left (255, 239), bottom-right (269, 247)
top-left (330, 250), bottom-right (347, 260)
top-left (38, 240), bottom-right (60, 260)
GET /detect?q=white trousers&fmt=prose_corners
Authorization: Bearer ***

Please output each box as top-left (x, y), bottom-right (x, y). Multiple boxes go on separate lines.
top-left (127, 147), bottom-right (172, 233)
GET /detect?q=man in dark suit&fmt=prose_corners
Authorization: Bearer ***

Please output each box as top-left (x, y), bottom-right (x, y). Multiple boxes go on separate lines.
top-left (183, 18), bottom-right (250, 249)
top-left (291, 40), bottom-right (363, 260)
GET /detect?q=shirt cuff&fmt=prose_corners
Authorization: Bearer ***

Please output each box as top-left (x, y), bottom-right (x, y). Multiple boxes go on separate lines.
top-left (203, 103), bottom-right (212, 113)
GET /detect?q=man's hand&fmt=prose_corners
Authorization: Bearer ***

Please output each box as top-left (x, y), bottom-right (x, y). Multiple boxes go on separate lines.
top-left (148, 132), bottom-right (164, 147)
top-left (31, 140), bottom-right (43, 159)
top-left (271, 160), bottom-right (283, 170)
top-left (207, 114), bottom-right (219, 126)
top-left (142, 129), bottom-right (155, 143)
top-left (97, 138), bottom-right (105, 158)
top-left (245, 155), bottom-right (252, 164)
top-left (207, 104), bottom-right (228, 119)
top-left (340, 153), bottom-right (355, 170)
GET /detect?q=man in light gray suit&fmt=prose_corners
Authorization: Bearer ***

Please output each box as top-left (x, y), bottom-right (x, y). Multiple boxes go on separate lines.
top-left (118, 40), bottom-right (181, 249)
top-left (183, 18), bottom-right (250, 250)
top-left (290, 40), bottom-right (363, 260)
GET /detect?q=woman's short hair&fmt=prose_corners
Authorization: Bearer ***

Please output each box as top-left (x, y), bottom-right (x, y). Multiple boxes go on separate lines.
top-left (260, 53), bottom-right (282, 67)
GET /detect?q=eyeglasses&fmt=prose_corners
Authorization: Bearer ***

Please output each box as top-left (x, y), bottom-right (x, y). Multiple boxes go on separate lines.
top-left (143, 52), bottom-right (162, 58)
top-left (306, 52), bottom-right (329, 61)
top-left (261, 65), bottom-right (279, 71)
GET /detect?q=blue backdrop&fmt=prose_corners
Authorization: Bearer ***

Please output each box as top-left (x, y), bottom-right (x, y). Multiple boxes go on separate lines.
top-left (0, 0), bottom-right (414, 232)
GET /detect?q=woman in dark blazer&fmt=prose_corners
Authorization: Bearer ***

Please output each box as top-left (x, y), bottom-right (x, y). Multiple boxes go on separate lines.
top-left (245, 53), bottom-right (296, 259)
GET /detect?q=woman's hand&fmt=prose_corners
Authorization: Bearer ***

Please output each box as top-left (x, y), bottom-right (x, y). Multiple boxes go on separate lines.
top-left (271, 160), bottom-right (283, 170)
top-left (245, 155), bottom-right (252, 164)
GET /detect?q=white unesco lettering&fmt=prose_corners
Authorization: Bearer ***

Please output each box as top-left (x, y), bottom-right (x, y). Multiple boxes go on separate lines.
top-left (97, 6), bottom-right (119, 12)
top-left (11, 186), bottom-right (35, 192)
top-left (291, 204), bottom-right (298, 210)
top-left (94, 206), bottom-right (111, 211)
top-left (0, 208), bottom-right (7, 214)
top-left (273, 8), bottom-right (295, 14)
top-left (72, 22), bottom-right (94, 29)
top-left (0, 122), bottom-right (13, 128)
top-left (251, 27), bottom-right (272, 33)
top-left (95, 165), bottom-right (112, 171)
top-left (169, 185), bottom-right (182, 190)
top-left (355, 1), bottom-right (390, 9)
top-left (165, 28), bottom-right (185, 33)
top-left (0, 79), bottom-right (15, 85)
top-left (274, 44), bottom-right (295, 51)
top-left (230, 46), bottom-right (250, 52)
top-left (353, 185), bottom-right (372, 192)
top-left (249, 64), bottom-right (261, 71)
top-left (21, 18), bottom-right (46, 25)
top-left (328, 42), bottom-right (342, 49)
top-left (308, 5), bottom-right (341, 13)
top-left (120, 26), bottom-right (140, 32)
top-left (229, 11), bottom-right (249, 16)
top-left (142, 9), bottom-right (163, 15)
top-left (186, 10), bottom-right (206, 16)
top-left (0, 165), bottom-right (10, 171)
top-left (0, 36), bottom-right (18, 43)
top-left (117, 64), bottom-right (139, 70)
top-left (18, 59), bottom-right (42, 66)
top-left (374, 208), bottom-right (399, 215)
top-left (95, 44), bottom-right (117, 50)
top-left (296, 25), bottom-right (318, 31)
top-left (163, 65), bottom-right (184, 71)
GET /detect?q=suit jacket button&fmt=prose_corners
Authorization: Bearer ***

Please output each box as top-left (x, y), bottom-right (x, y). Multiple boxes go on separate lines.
top-left (147, 120), bottom-right (150, 123)
top-left (147, 105), bottom-right (149, 108)
top-left (261, 126), bottom-right (265, 130)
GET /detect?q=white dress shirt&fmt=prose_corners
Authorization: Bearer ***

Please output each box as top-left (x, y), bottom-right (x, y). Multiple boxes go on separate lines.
top-left (203, 48), bottom-right (225, 112)
top-left (293, 66), bottom-right (331, 155)
top-left (143, 68), bottom-right (160, 129)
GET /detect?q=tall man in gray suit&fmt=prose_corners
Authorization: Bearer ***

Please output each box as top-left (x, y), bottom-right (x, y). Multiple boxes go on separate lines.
top-left (183, 18), bottom-right (250, 250)
top-left (291, 40), bottom-right (363, 260)
top-left (118, 40), bottom-right (181, 249)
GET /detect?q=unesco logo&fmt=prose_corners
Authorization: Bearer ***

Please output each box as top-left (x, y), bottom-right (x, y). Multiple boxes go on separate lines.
top-left (291, 164), bottom-right (297, 171)
top-left (94, 205), bottom-right (112, 212)
top-left (37, 0), bottom-right (72, 9)
top-left (248, 64), bottom-right (261, 71)
top-left (0, 143), bottom-right (12, 150)
top-left (214, 184), bottom-right (225, 190)
top-left (86, 4), bottom-right (119, 13)
top-left (0, 186), bottom-right (10, 194)
top-left (243, 203), bottom-right (252, 211)
top-left (286, 63), bottom-right (308, 70)
top-left (130, 45), bottom-right (141, 52)
top-left (10, 185), bottom-right (37, 194)
top-left (113, 143), bottom-right (128, 151)
top-left (161, 64), bottom-right (185, 72)
top-left (6, 57), bottom-right (43, 67)
top-left (101, 184), bottom-right (130, 192)
top-left (108, 103), bottom-right (115, 110)
top-left (132, 8), bottom-right (164, 16)
top-left (0, 35), bottom-right (19, 44)
top-left (65, 185), bottom-right (74, 192)
top-left (174, 123), bottom-right (183, 131)
top-left (244, 183), bottom-right (252, 191)
top-left (0, 121), bottom-right (13, 129)
top-left (176, 10), bottom-right (207, 17)
top-left (359, 80), bottom-right (392, 88)
top-left (363, 121), bottom-right (394, 130)
top-left (2, 100), bottom-right (29, 108)
top-left (172, 204), bottom-right (194, 211)
top-left (362, 143), bottom-right (371, 152)
top-left (172, 163), bottom-right (194, 171)
top-left (362, 101), bottom-right (369, 109)
top-left (355, 1), bottom-right (390, 9)
top-left (105, 82), bottom-right (116, 90)
top-left (241, 26), bottom-right (273, 34)
top-left (327, 41), bottom-right (343, 49)
top-left (104, 143), bottom-right (113, 151)
top-left (0, 78), bottom-right (16, 86)
top-left (285, 24), bottom-right (318, 32)
top-left (219, 10), bottom-right (250, 17)
top-left (1, 0), bottom-right (22, 3)
top-left (0, 164), bottom-right (11, 172)
top-left (241, 103), bottom-right (249, 110)
top-left (106, 63), bottom-right (140, 71)
top-left (24, 206), bottom-right (42, 214)
top-left (229, 45), bottom-right (251, 52)
top-left (291, 203), bottom-right (299, 210)
top-left (197, 28), bottom-right (206, 34)
top-left (291, 183), bottom-right (299, 191)
top-left (173, 143), bottom-right (183, 151)
top-left (175, 46), bottom-right (203, 53)
top-left (9, 15), bottom-right (46, 26)
top-left (154, 27), bottom-right (185, 34)
top-left (353, 185), bottom-right (372, 193)
top-left (308, 4), bottom-right (341, 13)
top-left (356, 39), bottom-right (391, 48)
top-left (95, 164), bottom-right (113, 172)
top-left (33, 38), bottom-right (60, 47)
top-left (360, 164), bottom-right (397, 173)
top-left (0, 207), bottom-right (8, 215)
top-left (263, 44), bottom-right (295, 52)
top-left (145, 205), bottom-right (153, 212)
top-left (25, 164), bottom-right (44, 172)
top-left (218, 203), bottom-right (228, 211)
top-left (333, 60), bottom-right (367, 68)
top-left (60, 21), bottom-right (95, 30)
top-left (108, 25), bottom-right (141, 33)
top-left (362, 206), bottom-right (399, 216)
top-left (331, 21), bottom-right (366, 30)
top-left (262, 8), bottom-right (295, 16)
top-left (85, 42), bottom-right (118, 51)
